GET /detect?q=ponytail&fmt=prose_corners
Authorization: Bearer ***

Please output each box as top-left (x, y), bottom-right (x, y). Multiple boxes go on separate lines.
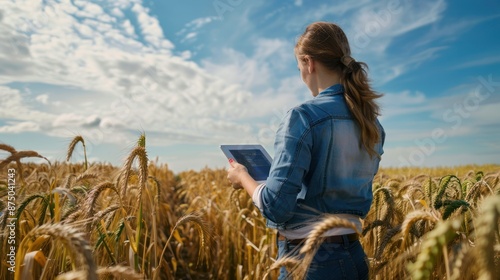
top-left (340, 56), bottom-right (382, 158)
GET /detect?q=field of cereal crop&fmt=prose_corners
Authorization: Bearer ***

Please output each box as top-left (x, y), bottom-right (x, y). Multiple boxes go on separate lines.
top-left (1, 135), bottom-right (499, 279)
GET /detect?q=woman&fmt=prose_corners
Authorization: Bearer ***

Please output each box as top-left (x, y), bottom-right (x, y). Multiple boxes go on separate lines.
top-left (227, 22), bottom-right (385, 280)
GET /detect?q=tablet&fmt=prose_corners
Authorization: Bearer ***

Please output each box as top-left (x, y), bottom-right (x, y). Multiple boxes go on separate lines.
top-left (220, 144), bottom-right (272, 183)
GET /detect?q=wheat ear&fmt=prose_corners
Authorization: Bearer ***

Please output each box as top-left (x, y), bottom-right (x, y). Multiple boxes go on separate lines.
top-left (83, 182), bottom-right (118, 220)
top-left (400, 210), bottom-right (439, 250)
top-left (66, 135), bottom-right (88, 170)
top-left (0, 143), bottom-right (17, 154)
top-left (375, 225), bottom-right (401, 260)
top-left (119, 146), bottom-right (148, 198)
top-left (54, 271), bottom-right (87, 280)
top-left (96, 265), bottom-right (144, 279)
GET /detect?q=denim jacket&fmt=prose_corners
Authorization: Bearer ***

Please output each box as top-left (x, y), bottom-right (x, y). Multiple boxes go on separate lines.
top-left (260, 84), bottom-right (385, 230)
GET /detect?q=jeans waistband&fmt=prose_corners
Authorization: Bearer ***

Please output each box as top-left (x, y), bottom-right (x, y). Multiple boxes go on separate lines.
top-left (277, 232), bottom-right (359, 245)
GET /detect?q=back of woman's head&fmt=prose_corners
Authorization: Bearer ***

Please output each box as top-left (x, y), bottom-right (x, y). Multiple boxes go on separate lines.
top-left (296, 22), bottom-right (383, 158)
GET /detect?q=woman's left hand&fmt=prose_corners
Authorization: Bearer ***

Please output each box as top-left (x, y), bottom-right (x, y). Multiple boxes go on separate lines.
top-left (227, 159), bottom-right (248, 189)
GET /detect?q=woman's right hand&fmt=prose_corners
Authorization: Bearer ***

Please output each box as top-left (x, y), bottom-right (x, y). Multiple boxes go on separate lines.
top-left (227, 159), bottom-right (248, 189)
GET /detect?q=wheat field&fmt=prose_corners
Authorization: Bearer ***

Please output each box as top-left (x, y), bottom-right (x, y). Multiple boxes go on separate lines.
top-left (0, 135), bottom-right (499, 279)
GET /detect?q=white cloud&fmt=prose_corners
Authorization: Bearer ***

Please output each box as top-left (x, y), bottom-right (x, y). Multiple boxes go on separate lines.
top-left (0, 121), bottom-right (40, 133)
top-left (202, 38), bottom-right (293, 92)
top-left (371, 46), bottom-right (447, 85)
top-left (36, 94), bottom-right (49, 104)
top-left (306, 0), bottom-right (372, 19)
top-left (467, 102), bottom-right (500, 126)
top-left (131, 3), bottom-right (173, 49)
top-left (111, 7), bottom-right (125, 18)
top-left (179, 50), bottom-right (192, 59)
top-left (0, 86), bottom-right (53, 122)
top-left (184, 32), bottom-right (197, 41)
top-left (381, 143), bottom-right (500, 168)
top-left (380, 77), bottom-right (500, 168)
top-left (454, 55), bottom-right (500, 69)
top-left (264, 0), bottom-right (448, 84)
top-left (122, 19), bottom-right (136, 36)
top-left (346, 0), bottom-right (447, 54)
top-left (203, 48), bottom-right (270, 91)
top-left (384, 125), bottom-right (477, 144)
top-left (340, 1), bottom-right (448, 84)
top-left (380, 76), bottom-right (500, 130)
top-left (177, 16), bottom-right (218, 42)
top-left (73, 1), bottom-right (112, 23)
top-left (52, 113), bottom-right (101, 128)
top-left (0, 0), bottom-right (261, 148)
top-left (379, 90), bottom-right (428, 118)
top-left (188, 17), bottom-right (218, 29)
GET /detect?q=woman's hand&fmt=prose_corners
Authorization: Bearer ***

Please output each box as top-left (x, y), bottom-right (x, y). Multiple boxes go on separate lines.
top-left (227, 159), bottom-right (248, 189)
top-left (227, 159), bottom-right (259, 196)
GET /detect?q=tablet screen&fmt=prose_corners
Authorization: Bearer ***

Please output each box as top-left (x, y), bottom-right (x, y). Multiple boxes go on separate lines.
top-left (229, 148), bottom-right (270, 181)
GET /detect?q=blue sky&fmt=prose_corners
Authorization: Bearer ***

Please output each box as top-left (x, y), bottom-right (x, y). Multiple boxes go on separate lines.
top-left (0, 0), bottom-right (499, 173)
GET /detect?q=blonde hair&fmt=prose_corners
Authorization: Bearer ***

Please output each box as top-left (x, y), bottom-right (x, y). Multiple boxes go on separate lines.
top-left (295, 21), bottom-right (382, 157)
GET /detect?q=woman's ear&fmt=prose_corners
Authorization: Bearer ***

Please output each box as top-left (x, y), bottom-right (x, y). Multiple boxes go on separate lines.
top-left (305, 56), bottom-right (315, 74)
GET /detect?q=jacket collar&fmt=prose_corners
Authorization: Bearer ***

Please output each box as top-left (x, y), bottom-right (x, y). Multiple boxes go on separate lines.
top-left (317, 83), bottom-right (344, 97)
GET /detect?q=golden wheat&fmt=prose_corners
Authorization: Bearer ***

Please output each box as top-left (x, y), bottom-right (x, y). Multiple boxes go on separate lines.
top-left (1, 138), bottom-right (498, 280)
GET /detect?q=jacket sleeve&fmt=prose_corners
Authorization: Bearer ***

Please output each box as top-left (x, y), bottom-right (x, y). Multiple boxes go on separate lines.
top-left (260, 107), bottom-right (312, 224)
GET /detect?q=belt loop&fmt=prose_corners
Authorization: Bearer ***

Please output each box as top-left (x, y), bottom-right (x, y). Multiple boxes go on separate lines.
top-left (342, 234), bottom-right (349, 248)
top-left (277, 232), bottom-right (289, 251)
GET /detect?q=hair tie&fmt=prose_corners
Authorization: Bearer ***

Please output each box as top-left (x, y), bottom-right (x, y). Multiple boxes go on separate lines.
top-left (340, 55), bottom-right (360, 73)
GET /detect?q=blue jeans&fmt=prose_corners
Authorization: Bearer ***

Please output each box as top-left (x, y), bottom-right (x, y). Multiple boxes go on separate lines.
top-left (277, 236), bottom-right (369, 280)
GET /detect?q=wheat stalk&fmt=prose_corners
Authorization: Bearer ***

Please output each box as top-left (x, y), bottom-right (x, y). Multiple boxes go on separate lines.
top-left (92, 204), bottom-right (120, 224)
top-left (450, 243), bottom-right (469, 280)
top-left (475, 195), bottom-right (500, 280)
top-left (154, 211), bottom-right (213, 280)
top-left (0, 150), bottom-right (49, 170)
top-left (300, 216), bottom-right (359, 254)
top-left (16, 223), bottom-right (97, 280)
top-left (279, 216), bottom-right (360, 279)
top-left (119, 144), bottom-right (149, 270)
top-left (264, 256), bottom-right (301, 280)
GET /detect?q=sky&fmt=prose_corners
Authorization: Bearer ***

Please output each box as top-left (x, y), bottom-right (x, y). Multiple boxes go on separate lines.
top-left (0, 0), bottom-right (499, 173)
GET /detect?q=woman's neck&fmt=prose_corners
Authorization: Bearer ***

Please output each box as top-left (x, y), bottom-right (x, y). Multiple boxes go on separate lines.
top-left (315, 67), bottom-right (340, 94)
